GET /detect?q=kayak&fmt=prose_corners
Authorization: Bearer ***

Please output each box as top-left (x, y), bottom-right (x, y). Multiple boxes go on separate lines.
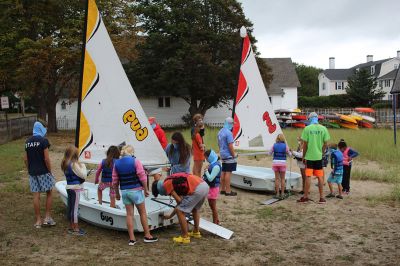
top-left (355, 107), bottom-right (375, 113)
top-left (339, 122), bottom-right (359, 129)
top-left (337, 113), bottom-right (358, 124)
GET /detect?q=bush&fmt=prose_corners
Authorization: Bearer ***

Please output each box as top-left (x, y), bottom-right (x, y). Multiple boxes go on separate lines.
top-left (298, 95), bottom-right (350, 108)
top-left (372, 101), bottom-right (392, 109)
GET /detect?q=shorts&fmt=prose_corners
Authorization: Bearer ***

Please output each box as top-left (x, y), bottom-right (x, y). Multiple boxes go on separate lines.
top-left (178, 182), bottom-right (209, 214)
top-left (207, 186), bottom-right (220, 200)
top-left (327, 172), bottom-right (343, 184)
top-left (272, 164), bottom-right (286, 172)
top-left (29, 173), bottom-right (55, 193)
top-left (122, 190), bottom-right (145, 205)
top-left (222, 162), bottom-right (237, 172)
top-left (305, 160), bottom-right (324, 177)
top-left (98, 182), bottom-right (116, 198)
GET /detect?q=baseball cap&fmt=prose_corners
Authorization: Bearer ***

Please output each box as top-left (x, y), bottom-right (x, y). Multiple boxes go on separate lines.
top-left (308, 112), bottom-right (318, 119)
top-left (225, 117), bottom-right (234, 123)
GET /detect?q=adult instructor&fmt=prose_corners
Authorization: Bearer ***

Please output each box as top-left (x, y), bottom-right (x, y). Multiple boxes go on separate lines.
top-left (298, 112), bottom-right (330, 204)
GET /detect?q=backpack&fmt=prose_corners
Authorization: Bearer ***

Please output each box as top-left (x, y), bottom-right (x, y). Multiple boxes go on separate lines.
top-left (166, 173), bottom-right (190, 196)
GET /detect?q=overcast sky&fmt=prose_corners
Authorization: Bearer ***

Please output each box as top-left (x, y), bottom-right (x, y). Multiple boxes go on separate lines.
top-left (239, 0), bottom-right (400, 69)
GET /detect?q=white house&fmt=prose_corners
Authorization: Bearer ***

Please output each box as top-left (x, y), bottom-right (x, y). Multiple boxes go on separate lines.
top-left (319, 52), bottom-right (400, 100)
top-left (56, 57), bottom-right (300, 128)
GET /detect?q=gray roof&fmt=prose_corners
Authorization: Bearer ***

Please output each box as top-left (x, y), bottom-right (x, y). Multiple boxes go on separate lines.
top-left (379, 69), bottom-right (398, 80)
top-left (391, 68), bottom-right (400, 94)
top-left (322, 69), bottom-right (354, 81)
top-left (263, 58), bottom-right (301, 95)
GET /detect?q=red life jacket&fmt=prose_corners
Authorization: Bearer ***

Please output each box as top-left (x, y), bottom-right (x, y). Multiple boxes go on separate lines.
top-left (342, 147), bottom-right (351, 166)
top-left (166, 173), bottom-right (190, 196)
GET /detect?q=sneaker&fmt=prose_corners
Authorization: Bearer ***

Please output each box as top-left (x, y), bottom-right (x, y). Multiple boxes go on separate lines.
top-left (34, 223), bottom-right (42, 229)
top-left (172, 236), bottom-right (190, 244)
top-left (225, 191), bottom-right (237, 196)
top-left (319, 198), bottom-right (326, 204)
top-left (273, 194), bottom-right (280, 199)
top-left (326, 193), bottom-right (335, 198)
top-left (72, 228), bottom-right (86, 236)
top-left (336, 195), bottom-right (343, 199)
top-left (343, 191), bottom-right (350, 195)
top-left (128, 240), bottom-right (136, 246)
top-left (144, 236), bottom-right (158, 243)
top-left (297, 197), bottom-right (309, 203)
top-left (188, 231), bottom-right (201, 238)
top-left (43, 217), bottom-right (56, 226)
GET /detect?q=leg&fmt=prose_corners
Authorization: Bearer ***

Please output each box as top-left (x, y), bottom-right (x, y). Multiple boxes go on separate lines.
top-left (280, 171), bottom-right (286, 195)
top-left (317, 176), bottom-right (324, 199)
top-left (220, 172), bottom-right (226, 192)
top-left (225, 172), bottom-right (232, 193)
top-left (97, 188), bottom-right (103, 205)
top-left (136, 202), bottom-right (153, 239)
top-left (192, 208), bottom-right (200, 233)
top-left (45, 190), bottom-right (53, 219)
top-left (125, 204), bottom-right (136, 241)
top-left (274, 171), bottom-right (280, 196)
top-left (33, 192), bottom-right (41, 225)
top-left (193, 160), bottom-right (202, 177)
top-left (208, 199), bottom-right (219, 224)
top-left (176, 208), bottom-right (189, 237)
top-left (300, 168), bottom-right (306, 192)
top-left (347, 165), bottom-right (352, 192)
top-left (338, 183), bottom-right (343, 196)
top-left (304, 176), bottom-right (311, 198)
top-left (328, 182), bottom-right (334, 194)
top-left (72, 190), bottom-right (80, 230)
top-left (110, 196), bottom-right (116, 208)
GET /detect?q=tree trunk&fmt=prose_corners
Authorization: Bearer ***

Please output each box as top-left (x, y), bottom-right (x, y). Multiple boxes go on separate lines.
top-left (46, 86), bottom-right (58, 133)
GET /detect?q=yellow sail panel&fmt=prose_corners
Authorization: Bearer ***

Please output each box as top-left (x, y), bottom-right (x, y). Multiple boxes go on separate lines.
top-left (86, 0), bottom-right (100, 42)
top-left (82, 50), bottom-right (97, 100)
top-left (78, 112), bottom-right (91, 154)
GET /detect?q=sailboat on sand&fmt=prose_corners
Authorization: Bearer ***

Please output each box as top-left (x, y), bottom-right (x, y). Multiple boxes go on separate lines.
top-left (230, 27), bottom-right (302, 192)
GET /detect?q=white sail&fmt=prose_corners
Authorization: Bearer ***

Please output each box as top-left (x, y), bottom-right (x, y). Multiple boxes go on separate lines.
top-left (232, 28), bottom-right (283, 151)
top-left (77, 0), bottom-right (168, 166)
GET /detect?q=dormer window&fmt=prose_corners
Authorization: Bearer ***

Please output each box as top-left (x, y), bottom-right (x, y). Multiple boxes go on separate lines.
top-left (371, 65), bottom-right (375, 75)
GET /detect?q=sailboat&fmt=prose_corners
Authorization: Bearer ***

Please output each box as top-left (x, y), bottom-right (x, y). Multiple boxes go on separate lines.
top-left (230, 27), bottom-right (302, 191)
top-left (55, 0), bottom-right (177, 231)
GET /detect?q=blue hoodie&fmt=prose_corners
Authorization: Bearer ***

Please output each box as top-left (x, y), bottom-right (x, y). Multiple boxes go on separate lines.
top-left (33, 122), bottom-right (47, 137)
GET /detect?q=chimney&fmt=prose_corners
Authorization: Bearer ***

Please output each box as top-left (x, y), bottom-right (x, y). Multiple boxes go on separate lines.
top-left (397, 50), bottom-right (400, 58)
top-left (367, 55), bottom-right (373, 62)
top-left (329, 57), bottom-right (335, 69)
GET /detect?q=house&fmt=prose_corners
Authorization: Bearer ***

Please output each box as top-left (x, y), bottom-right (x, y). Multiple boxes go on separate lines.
top-left (56, 57), bottom-right (300, 128)
top-left (319, 52), bottom-right (400, 100)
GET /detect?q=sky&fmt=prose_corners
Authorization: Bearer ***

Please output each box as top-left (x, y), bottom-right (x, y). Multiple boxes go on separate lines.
top-left (239, 0), bottom-right (400, 69)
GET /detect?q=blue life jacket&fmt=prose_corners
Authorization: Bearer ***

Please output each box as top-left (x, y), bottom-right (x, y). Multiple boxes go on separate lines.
top-left (273, 142), bottom-right (287, 160)
top-left (204, 162), bottom-right (221, 188)
top-left (331, 150), bottom-right (344, 174)
top-left (101, 159), bottom-right (114, 183)
top-left (114, 156), bottom-right (141, 190)
top-left (65, 164), bottom-right (82, 185)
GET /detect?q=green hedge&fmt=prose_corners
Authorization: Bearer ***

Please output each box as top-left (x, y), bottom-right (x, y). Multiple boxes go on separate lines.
top-left (298, 95), bottom-right (351, 108)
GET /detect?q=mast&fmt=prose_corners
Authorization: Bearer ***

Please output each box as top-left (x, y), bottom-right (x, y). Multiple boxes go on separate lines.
top-left (75, 0), bottom-right (89, 147)
top-left (231, 26), bottom-right (247, 118)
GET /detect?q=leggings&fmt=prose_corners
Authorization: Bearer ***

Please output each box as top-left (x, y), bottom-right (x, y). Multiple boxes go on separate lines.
top-left (67, 189), bottom-right (80, 224)
top-left (341, 165), bottom-right (352, 191)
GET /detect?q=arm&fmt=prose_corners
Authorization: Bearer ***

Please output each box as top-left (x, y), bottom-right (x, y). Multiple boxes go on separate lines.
top-left (204, 165), bottom-right (220, 182)
top-left (228, 143), bottom-right (236, 158)
top-left (170, 190), bottom-right (182, 204)
top-left (292, 150), bottom-right (303, 158)
top-left (196, 134), bottom-right (205, 151)
top-left (286, 146), bottom-right (292, 157)
top-left (72, 162), bottom-right (87, 179)
top-left (163, 208), bottom-right (177, 219)
top-left (95, 163), bottom-right (102, 184)
top-left (349, 148), bottom-right (359, 159)
top-left (135, 160), bottom-right (149, 196)
top-left (302, 141), bottom-right (308, 163)
top-left (267, 146), bottom-right (274, 156)
top-left (43, 148), bottom-right (52, 174)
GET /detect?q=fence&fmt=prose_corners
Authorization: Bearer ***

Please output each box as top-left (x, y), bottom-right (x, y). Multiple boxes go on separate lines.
top-left (0, 114), bottom-right (38, 144)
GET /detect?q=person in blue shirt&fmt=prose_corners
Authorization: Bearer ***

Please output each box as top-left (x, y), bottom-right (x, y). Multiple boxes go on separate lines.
top-left (165, 132), bottom-right (191, 174)
top-left (338, 139), bottom-right (359, 194)
top-left (217, 117), bottom-right (237, 196)
top-left (326, 144), bottom-right (344, 199)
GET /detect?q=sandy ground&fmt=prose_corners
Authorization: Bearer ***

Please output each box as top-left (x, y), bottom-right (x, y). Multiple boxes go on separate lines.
top-left (0, 134), bottom-right (399, 265)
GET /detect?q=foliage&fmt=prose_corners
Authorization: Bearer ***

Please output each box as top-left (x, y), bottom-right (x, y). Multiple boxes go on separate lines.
top-left (130, 0), bottom-right (272, 116)
top-left (298, 95), bottom-right (350, 108)
top-left (346, 68), bottom-right (385, 106)
top-left (372, 101), bottom-right (392, 109)
top-left (294, 63), bottom-right (322, 96)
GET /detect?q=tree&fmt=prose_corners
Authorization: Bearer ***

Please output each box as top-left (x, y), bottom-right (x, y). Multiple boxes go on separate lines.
top-left (130, 0), bottom-right (272, 117)
top-left (346, 68), bottom-right (385, 106)
top-left (294, 63), bottom-right (321, 97)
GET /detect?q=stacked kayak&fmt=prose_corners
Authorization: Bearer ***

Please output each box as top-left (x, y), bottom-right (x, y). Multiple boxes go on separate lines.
top-left (352, 108), bottom-right (375, 128)
top-left (337, 113), bottom-right (359, 129)
top-left (320, 114), bottom-right (341, 128)
top-left (291, 114), bottom-right (308, 128)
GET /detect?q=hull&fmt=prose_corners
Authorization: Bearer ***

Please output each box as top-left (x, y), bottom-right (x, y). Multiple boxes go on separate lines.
top-left (292, 122), bottom-right (306, 128)
top-left (337, 114), bottom-right (358, 124)
top-left (322, 121), bottom-right (341, 128)
top-left (339, 122), bottom-right (358, 129)
top-left (358, 121), bottom-right (373, 128)
top-left (231, 165), bottom-right (302, 191)
top-left (292, 115), bottom-right (307, 120)
top-left (56, 181), bottom-right (178, 231)
top-left (354, 107), bottom-right (375, 113)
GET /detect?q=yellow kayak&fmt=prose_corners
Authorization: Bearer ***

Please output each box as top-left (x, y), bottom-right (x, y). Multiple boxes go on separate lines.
top-left (336, 113), bottom-right (357, 124)
top-left (340, 122), bottom-right (359, 129)
top-left (349, 113), bottom-right (363, 121)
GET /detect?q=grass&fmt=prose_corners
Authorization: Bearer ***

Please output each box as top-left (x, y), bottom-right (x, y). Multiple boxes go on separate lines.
top-left (0, 139), bottom-right (26, 183)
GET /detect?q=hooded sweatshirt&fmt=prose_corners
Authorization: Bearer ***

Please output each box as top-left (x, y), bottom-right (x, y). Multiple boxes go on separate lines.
top-left (25, 122), bottom-right (50, 175)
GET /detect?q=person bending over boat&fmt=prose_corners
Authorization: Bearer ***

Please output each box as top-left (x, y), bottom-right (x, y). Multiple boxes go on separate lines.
top-left (112, 145), bottom-right (158, 246)
top-left (203, 149), bottom-right (221, 224)
top-left (217, 117), bottom-right (237, 196)
top-left (95, 146), bottom-right (120, 208)
top-left (152, 173), bottom-right (209, 244)
top-left (61, 145), bottom-right (87, 236)
top-left (165, 132), bottom-right (191, 174)
top-left (24, 120), bottom-right (56, 229)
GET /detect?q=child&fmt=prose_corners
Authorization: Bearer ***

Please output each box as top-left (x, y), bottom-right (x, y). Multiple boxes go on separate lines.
top-left (95, 146), bottom-right (120, 208)
top-left (291, 137), bottom-right (306, 194)
top-left (269, 134), bottom-right (291, 199)
top-left (203, 149), bottom-right (221, 224)
top-left (148, 117), bottom-right (168, 149)
top-left (165, 132), bottom-right (191, 174)
top-left (152, 173), bottom-right (209, 244)
top-left (192, 122), bottom-right (205, 177)
top-left (338, 139), bottom-right (359, 194)
top-left (112, 145), bottom-right (158, 246)
top-left (326, 144), bottom-right (344, 199)
top-left (61, 145), bottom-right (87, 236)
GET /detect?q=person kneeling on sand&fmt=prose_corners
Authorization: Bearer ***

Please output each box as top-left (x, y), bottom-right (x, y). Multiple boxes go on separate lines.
top-left (152, 173), bottom-right (209, 244)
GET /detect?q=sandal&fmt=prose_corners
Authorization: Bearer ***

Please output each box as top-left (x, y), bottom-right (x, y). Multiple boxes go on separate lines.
top-left (34, 223), bottom-right (42, 229)
top-left (225, 191), bottom-right (237, 196)
top-left (43, 217), bottom-right (56, 226)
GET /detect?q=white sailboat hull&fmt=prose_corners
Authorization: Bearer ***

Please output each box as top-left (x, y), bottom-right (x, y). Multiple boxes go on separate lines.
top-left (56, 181), bottom-right (178, 231)
top-left (231, 165), bottom-right (302, 191)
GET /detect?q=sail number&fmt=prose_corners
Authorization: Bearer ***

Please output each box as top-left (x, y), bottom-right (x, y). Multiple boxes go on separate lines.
top-left (123, 109), bottom-right (148, 141)
top-left (262, 111), bottom-right (277, 134)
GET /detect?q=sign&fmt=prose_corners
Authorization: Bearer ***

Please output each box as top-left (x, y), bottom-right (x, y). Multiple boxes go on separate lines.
top-left (1, 97), bottom-right (9, 109)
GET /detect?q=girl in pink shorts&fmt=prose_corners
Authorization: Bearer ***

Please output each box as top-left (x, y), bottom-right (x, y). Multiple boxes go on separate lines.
top-left (203, 150), bottom-right (221, 224)
top-left (269, 134), bottom-right (291, 199)
top-left (95, 146), bottom-right (120, 208)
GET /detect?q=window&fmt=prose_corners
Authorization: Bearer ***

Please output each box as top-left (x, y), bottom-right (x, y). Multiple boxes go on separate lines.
top-left (385, 80), bottom-right (391, 87)
top-left (389, 94), bottom-right (393, 101)
top-left (335, 82), bottom-right (344, 90)
top-left (322, 82), bottom-right (326, 90)
top-left (61, 101), bottom-right (67, 110)
top-left (379, 80), bottom-right (383, 88)
top-left (158, 97), bottom-right (171, 108)
top-left (371, 65), bottom-right (375, 75)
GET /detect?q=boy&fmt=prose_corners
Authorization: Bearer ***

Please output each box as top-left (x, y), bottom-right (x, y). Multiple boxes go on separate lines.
top-left (326, 144), bottom-right (344, 199)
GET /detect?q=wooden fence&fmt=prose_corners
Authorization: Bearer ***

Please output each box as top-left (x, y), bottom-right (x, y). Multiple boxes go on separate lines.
top-left (0, 114), bottom-right (37, 144)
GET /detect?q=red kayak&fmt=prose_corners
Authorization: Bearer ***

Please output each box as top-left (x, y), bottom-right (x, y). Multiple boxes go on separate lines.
top-left (292, 115), bottom-right (307, 120)
top-left (355, 107), bottom-right (375, 113)
top-left (358, 120), bottom-right (373, 128)
top-left (292, 122), bottom-right (306, 128)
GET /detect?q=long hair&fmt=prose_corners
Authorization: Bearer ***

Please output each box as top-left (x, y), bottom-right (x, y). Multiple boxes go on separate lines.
top-left (170, 132), bottom-right (191, 164)
top-left (275, 134), bottom-right (286, 143)
top-left (105, 146), bottom-right (120, 168)
top-left (61, 145), bottom-right (79, 172)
